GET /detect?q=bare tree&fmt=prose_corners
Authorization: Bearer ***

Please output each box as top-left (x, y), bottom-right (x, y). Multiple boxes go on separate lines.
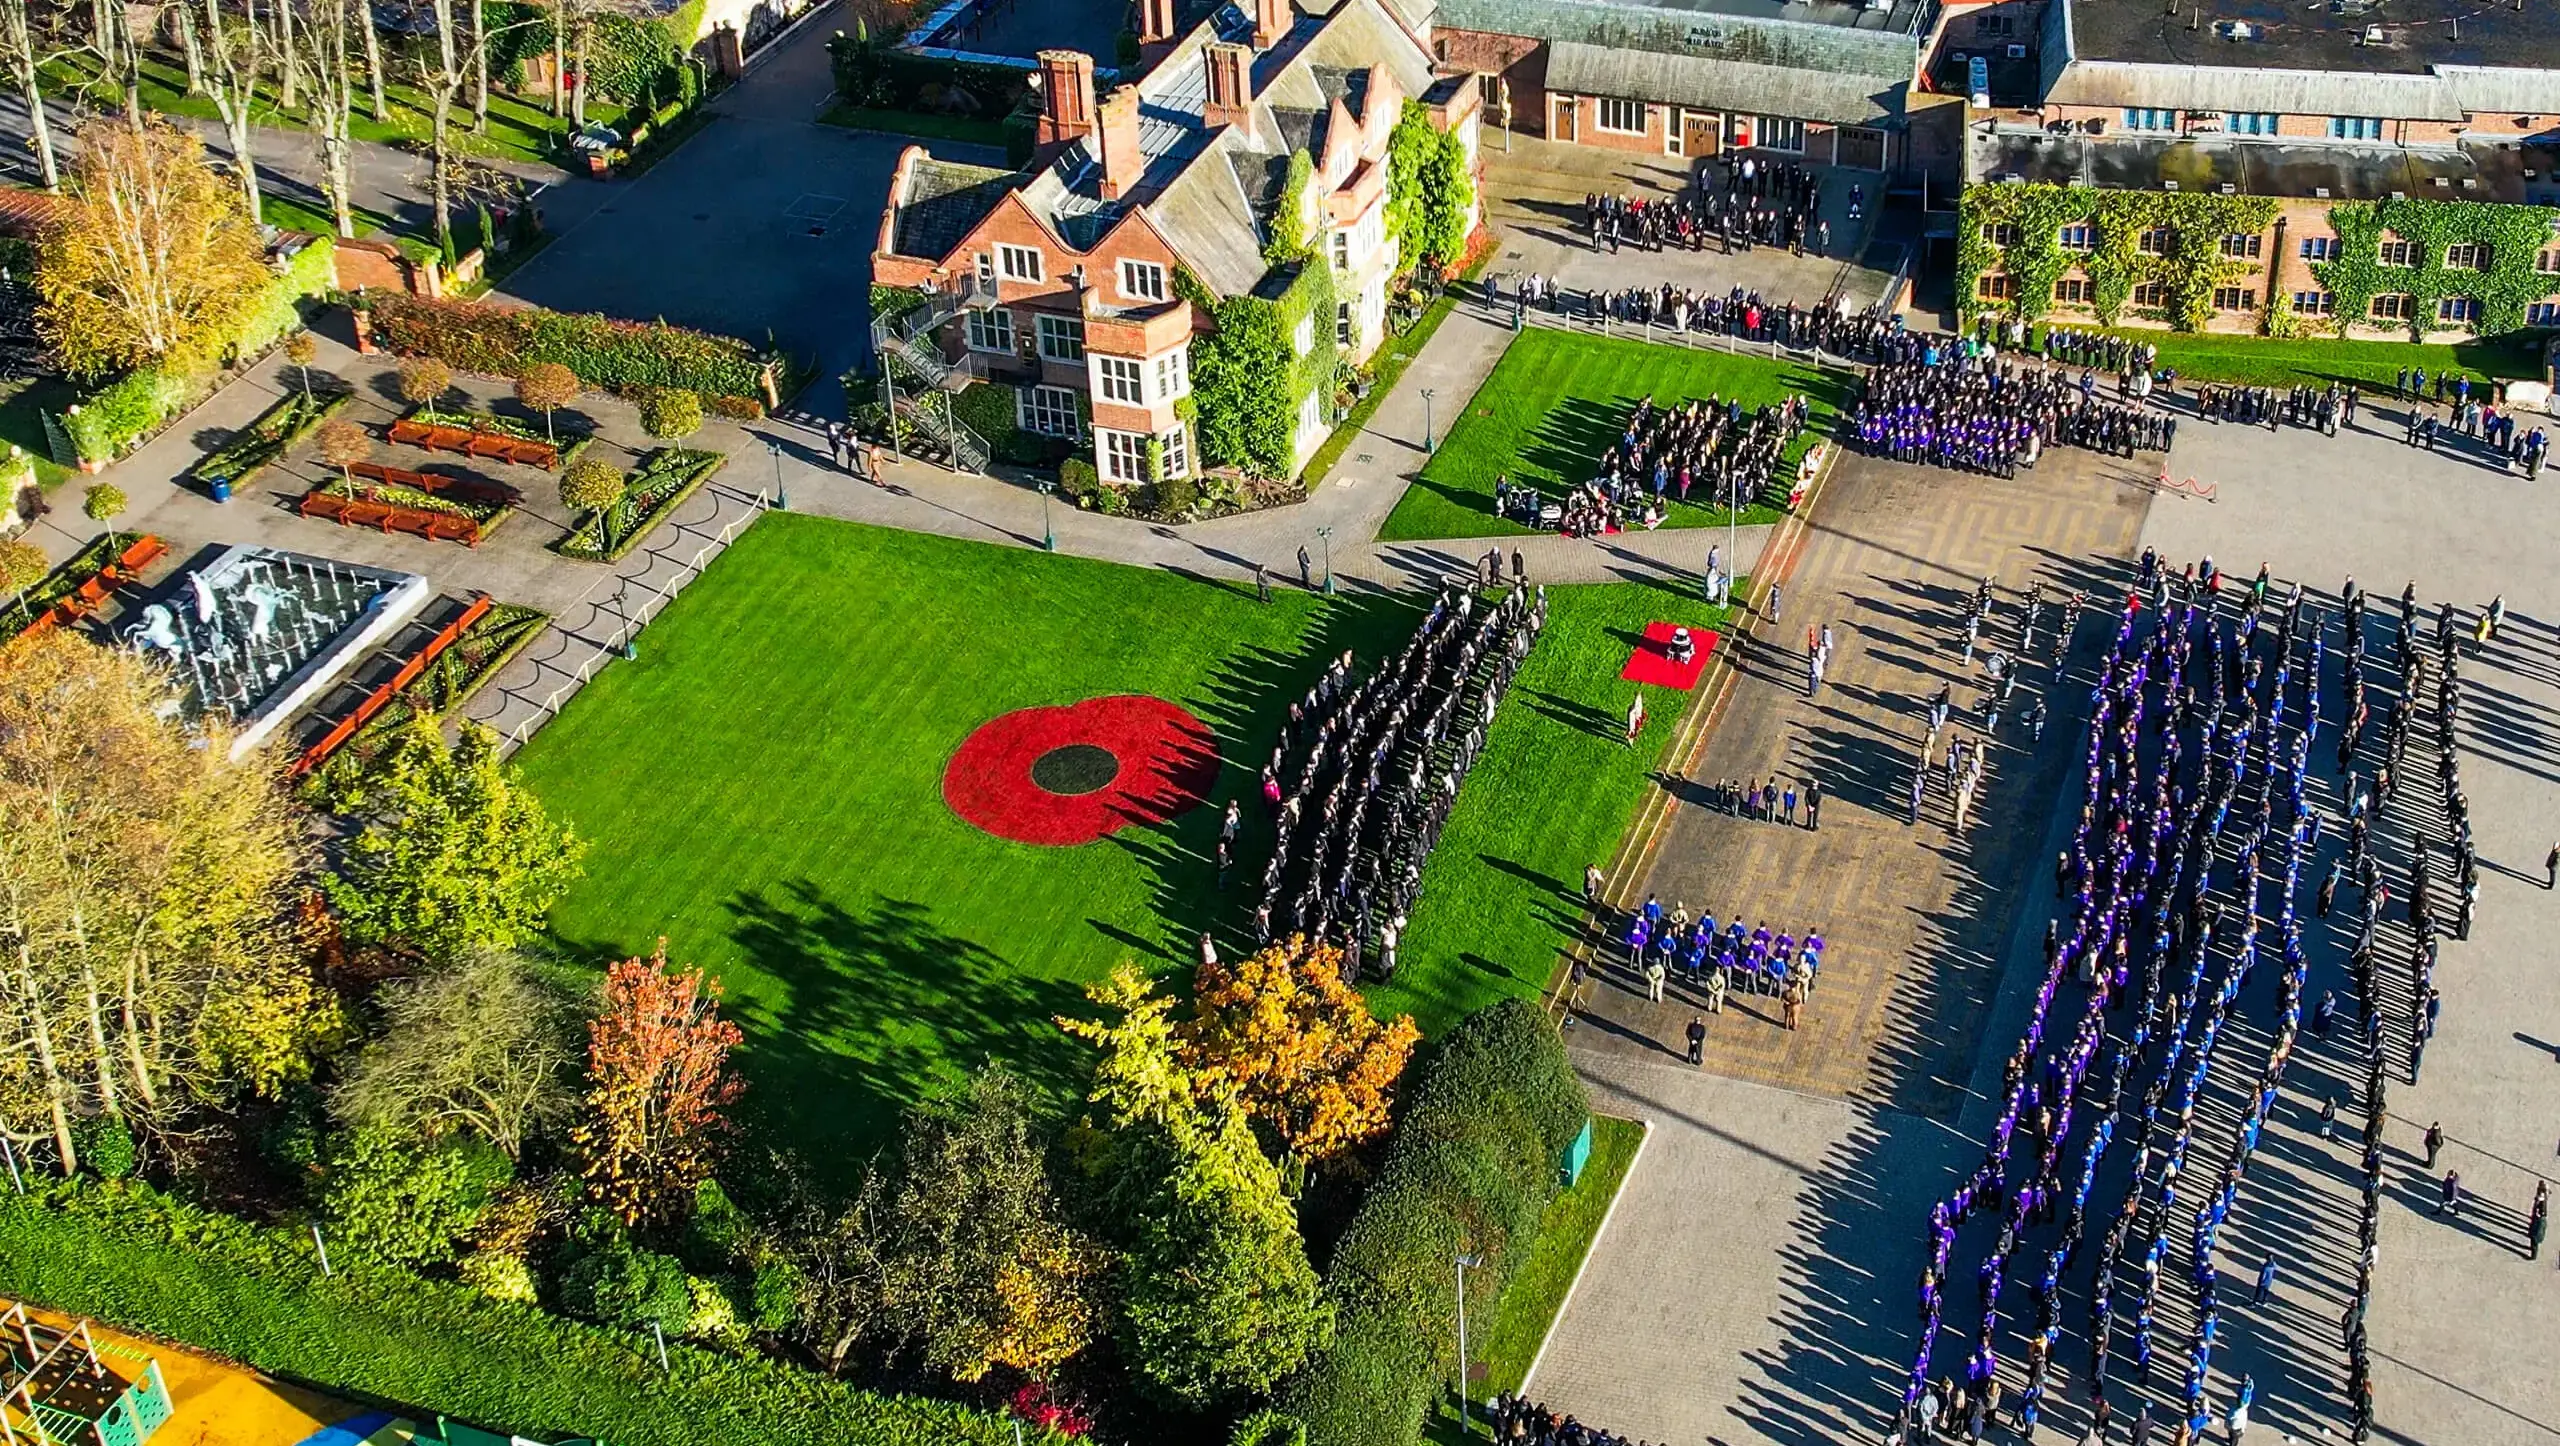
top-left (172, 0), bottom-right (206, 93)
top-left (420, 0), bottom-right (467, 259)
top-left (357, 0), bottom-right (386, 118)
top-left (328, 950), bottom-right (578, 1160)
top-left (302, 0), bottom-right (360, 237)
top-left (0, 0), bottom-right (61, 189)
top-left (199, 0), bottom-right (270, 220)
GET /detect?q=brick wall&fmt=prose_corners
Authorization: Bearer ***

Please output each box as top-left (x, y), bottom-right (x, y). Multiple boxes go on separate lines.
top-left (1436, 28), bottom-right (1546, 136)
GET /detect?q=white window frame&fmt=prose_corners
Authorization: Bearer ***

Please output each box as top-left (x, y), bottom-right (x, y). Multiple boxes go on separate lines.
top-left (2210, 286), bottom-right (2256, 312)
top-left (2537, 247), bottom-right (2560, 275)
top-left (2057, 223), bottom-right (2094, 251)
top-left (2292, 290), bottom-right (2334, 316)
top-left (997, 243), bottom-right (1044, 282)
top-left (2437, 296), bottom-right (2480, 323)
top-left (1153, 348), bottom-right (1190, 402)
top-left (2370, 293), bottom-right (2411, 321)
top-left (2122, 108), bottom-right (2176, 133)
top-left (1595, 97), bottom-right (1646, 135)
top-left (2218, 233), bottom-right (2262, 260)
top-left (1159, 423), bottom-right (1190, 480)
top-left (974, 252), bottom-right (996, 287)
top-left (1118, 259), bottom-right (1168, 303)
top-left (1022, 384), bottom-right (1080, 438)
top-left (2300, 236), bottom-right (2338, 262)
top-left (1095, 355), bottom-right (1145, 406)
top-left (2131, 281), bottom-right (2167, 307)
top-left (2528, 301), bottom-right (2560, 325)
top-left (2053, 277), bottom-right (2090, 304)
top-left (1294, 312), bottom-right (1316, 352)
top-left (2329, 116), bottom-right (2382, 141)
top-left (1036, 313), bottom-right (1086, 363)
top-left (2137, 227), bottom-right (2173, 256)
top-left (2378, 238), bottom-right (2417, 268)
top-left (2444, 242), bottom-right (2488, 271)
top-left (1336, 300), bottom-right (1354, 346)
top-left (1755, 116), bottom-right (1807, 153)
top-left (964, 307), bottom-right (1015, 354)
top-left (1099, 428), bottom-right (1148, 482)
top-left (2228, 112), bottom-right (2278, 136)
top-left (1331, 228), bottom-right (1350, 270)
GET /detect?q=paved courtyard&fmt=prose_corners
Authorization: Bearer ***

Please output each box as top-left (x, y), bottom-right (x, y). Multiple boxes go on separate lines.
top-left (1532, 387), bottom-right (2560, 1445)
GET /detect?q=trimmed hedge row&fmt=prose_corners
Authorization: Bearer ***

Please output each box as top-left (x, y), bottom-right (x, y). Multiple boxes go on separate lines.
top-left (1277, 999), bottom-right (1588, 1446)
top-left (0, 1180), bottom-right (1042, 1446)
top-left (364, 293), bottom-right (775, 413)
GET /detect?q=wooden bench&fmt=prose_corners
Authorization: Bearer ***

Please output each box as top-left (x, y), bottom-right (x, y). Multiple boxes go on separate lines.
top-left (345, 460), bottom-right (520, 508)
top-left (388, 418), bottom-right (559, 470)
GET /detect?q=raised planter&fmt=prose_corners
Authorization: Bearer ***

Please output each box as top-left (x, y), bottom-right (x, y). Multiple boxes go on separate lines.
top-left (389, 415), bottom-right (562, 471)
top-left (190, 388), bottom-right (355, 495)
top-left (6, 533), bottom-right (168, 645)
top-left (300, 463), bottom-right (520, 548)
top-left (556, 448), bottom-right (726, 563)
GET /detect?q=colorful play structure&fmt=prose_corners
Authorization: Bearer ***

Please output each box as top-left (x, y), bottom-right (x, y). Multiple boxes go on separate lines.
top-left (0, 1302), bottom-right (173, 1446)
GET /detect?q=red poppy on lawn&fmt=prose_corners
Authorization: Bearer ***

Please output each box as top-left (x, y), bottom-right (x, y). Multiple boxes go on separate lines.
top-left (943, 694), bottom-right (1221, 846)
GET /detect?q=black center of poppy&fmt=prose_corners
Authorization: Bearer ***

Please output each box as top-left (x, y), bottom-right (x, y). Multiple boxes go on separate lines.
top-left (1031, 744), bottom-right (1121, 796)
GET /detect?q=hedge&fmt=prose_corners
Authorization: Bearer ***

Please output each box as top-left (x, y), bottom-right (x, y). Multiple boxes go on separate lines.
top-left (364, 293), bottom-right (775, 413)
top-left (56, 236), bottom-right (338, 464)
top-left (1276, 999), bottom-right (1588, 1446)
top-left (826, 35), bottom-right (1036, 125)
top-left (0, 1179), bottom-right (1046, 1446)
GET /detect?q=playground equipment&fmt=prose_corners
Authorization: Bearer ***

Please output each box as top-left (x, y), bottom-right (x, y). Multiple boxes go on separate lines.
top-left (0, 1302), bottom-right (173, 1446)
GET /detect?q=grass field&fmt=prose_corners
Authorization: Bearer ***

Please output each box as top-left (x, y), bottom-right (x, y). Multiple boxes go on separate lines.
top-left (1379, 327), bottom-right (1854, 543)
top-left (2082, 327), bottom-right (2546, 391)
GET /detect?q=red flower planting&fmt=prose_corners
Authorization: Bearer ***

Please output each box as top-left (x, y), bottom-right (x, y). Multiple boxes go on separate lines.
top-left (943, 695), bottom-right (1221, 846)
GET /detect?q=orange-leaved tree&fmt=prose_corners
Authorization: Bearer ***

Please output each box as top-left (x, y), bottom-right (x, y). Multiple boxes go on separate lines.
top-left (1183, 935), bottom-right (1419, 1162)
top-left (575, 940), bottom-right (744, 1227)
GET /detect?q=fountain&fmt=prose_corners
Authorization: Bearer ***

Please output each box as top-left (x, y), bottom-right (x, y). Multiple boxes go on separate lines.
top-left (124, 545), bottom-right (431, 761)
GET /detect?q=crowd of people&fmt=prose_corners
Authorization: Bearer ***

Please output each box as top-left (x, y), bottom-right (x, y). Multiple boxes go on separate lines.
top-left (1497, 274), bottom-right (1890, 359)
top-left (1488, 1392), bottom-right (1651, 1446)
top-left (1581, 154), bottom-right (1842, 258)
top-left (1250, 586), bottom-right (1546, 975)
top-left (2192, 381), bottom-right (2359, 434)
top-left (1890, 552), bottom-right (2456, 1446)
top-left (1611, 893), bottom-right (1829, 1027)
top-left (1852, 341), bottom-right (2174, 476)
top-left (1494, 392), bottom-right (1815, 535)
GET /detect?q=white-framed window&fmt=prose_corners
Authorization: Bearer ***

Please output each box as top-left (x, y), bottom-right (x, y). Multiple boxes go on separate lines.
top-left (2445, 242), bottom-right (2489, 271)
top-left (2329, 116), bottom-right (2383, 141)
top-left (2053, 277), bottom-right (2090, 304)
top-left (2292, 290), bottom-right (2334, 316)
top-left (2529, 301), bottom-right (2560, 325)
top-left (2057, 223), bottom-right (2094, 250)
top-left (974, 252), bottom-right (996, 287)
top-left (2219, 232), bottom-right (2262, 259)
top-left (2370, 293), bottom-right (2412, 321)
top-left (1331, 228), bottom-right (1350, 270)
top-left (1336, 300), bottom-right (1354, 345)
top-left (1119, 259), bottom-right (1167, 303)
top-left (965, 307), bottom-right (1015, 353)
top-left (1980, 222), bottom-right (2021, 246)
top-left (2377, 237), bottom-right (2417, 267)
top-left (2537, 247), bottom-right (2560, 275)
top-left (1153, 348), bottom-right (1189, 401)
top-left (1595, 97), bottom-right (1646, 134)
top-left (1299, 387), bottom-right (1325, 444)
top-left (997, 243), bottom-right (1044, 282)
top-left (1095, 355), bottom-right (1145, 405)
top-left (1755, 116), bottom-right (1807, 152)
top-left (2300, 236), bottom-right (2338, 261)
top-left (1036, 313), bottom-right (1086, 363)
top-left (2438, 296), bottom-right (2480, 323)
top-left (2210, 286), bottom-right (2256, 312)
top-left (2228, 112), bottom-right (2279, 135)
top-left (1160, 423), bottom-right (1190, 479)
top-left (1099, 428), bottom-right (1148, 482)
top-left (1022, 384), bottom-right (1079, 437)
top-left (2122, 108), bottom-right (2177, 132)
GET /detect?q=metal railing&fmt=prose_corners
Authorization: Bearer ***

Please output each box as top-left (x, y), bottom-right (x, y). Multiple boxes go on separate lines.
top-left (867, 292), bottom-right (991, 475)
top-left (1499, 295), bottom-right (1862, 372)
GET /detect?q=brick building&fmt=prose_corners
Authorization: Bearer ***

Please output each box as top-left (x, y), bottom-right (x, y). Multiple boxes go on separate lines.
top-left (871, 0), bottom-right (1482, 484)
top-left (1962, 0), bottom-right (2560, 339)
top-left (1433, 0), bottom-right (1927, 170)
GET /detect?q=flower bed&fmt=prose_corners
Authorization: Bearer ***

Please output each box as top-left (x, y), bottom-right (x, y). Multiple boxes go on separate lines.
top-left (393, 404), bottom-right (593, 472)
top-left (303, 599), bottom-right (552, 782)
top-left (190, 388), bottom-right (354, 492)
top-left (6, 532), bottom-right (166, 644)
top-left (557, 447), bottom-right (725, 562)
top-left (303, 463), bottom-right (519, 547)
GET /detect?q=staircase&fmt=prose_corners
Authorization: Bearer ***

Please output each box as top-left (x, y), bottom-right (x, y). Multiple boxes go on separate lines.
top-left (869, 294), bottom-right (991, 476)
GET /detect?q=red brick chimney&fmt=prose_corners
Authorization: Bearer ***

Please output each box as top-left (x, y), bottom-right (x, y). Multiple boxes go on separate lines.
top-left (1097, 86), bottom-right (1145, 201)
top-left (1253, 0), bottom-right (1291, 52)
top-left (1203, 43), bottom-right (1254, 131)
top-left (1139, 0), bottom-right (1176, 45)
top-left (1036, 50), bottom-right (1098, 149)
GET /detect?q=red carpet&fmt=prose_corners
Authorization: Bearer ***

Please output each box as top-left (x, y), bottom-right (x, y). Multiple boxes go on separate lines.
top-left (1620, 621), bottom-right (1718, 690)
top-left (943, 695), bottom-right (1220, 846)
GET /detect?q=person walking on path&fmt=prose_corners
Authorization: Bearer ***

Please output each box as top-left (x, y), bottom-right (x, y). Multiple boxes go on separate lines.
top-left (1512, 548), bottom-right (1525, 585)
top-left (1687, 1012), bottom-right (1707, 1065)
top-left (2440, 1169), bottom-right (2464, 1217)
top-left (1767, 582), bottom-right (1783, 621)
top-left (2425, 1121), bottom-right (2447, 1169)
top-left (1644, 954), bottom-right (1667, 1003)
top-left (2253, 1253), bottom-right (2277, 1305)
top-left (2320, 1094), bottom-right (2339, 1141)
top-left (1585, 863), bottom-right (1605, 905)
top-left (2224, 1376), bottom-right (2253, 1444)
top-left (2531, 1181), bottom-right (2550, 1258)
top-left (1706, 960), bottom-right (1727, 1014)
top-left (2546, 841), bottom-right (2558, 889)
top-left (1781, 974), bottom-right (1805, 1030)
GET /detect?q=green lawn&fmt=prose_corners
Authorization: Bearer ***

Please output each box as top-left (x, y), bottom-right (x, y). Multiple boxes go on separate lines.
top-left (1428, 1114), bottom-right (1645, 1442)
top-left (258, 194), bottom-right (438, 262)
top-left (817, 103), bottom-right (1013, 151)
top-left (1378, 327), bottom-right (1853, 544)
top-left (1378, 579), bottom-right (1732, 1029)
top-left (2082, 327), bottom-right (2546, 391)
top-left (0, 375), bottom-right (80, 488)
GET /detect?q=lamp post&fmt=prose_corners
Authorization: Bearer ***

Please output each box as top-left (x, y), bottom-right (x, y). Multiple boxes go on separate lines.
top-left (1454, 1251), bottom-right (1484, 1435)
top-left (1039, 478), bottom-right (1057, 552)
top-left (1422, 387), bottom-right (1438, 451)
top-left (767, 438), bottom-right (788, 510)
top-left (614, 576), bottom-right (636, 661)
top-left (1317, 524), bottom-right (1335, 596)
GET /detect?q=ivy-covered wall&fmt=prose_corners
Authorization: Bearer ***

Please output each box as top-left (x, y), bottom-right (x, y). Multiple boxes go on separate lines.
top-left (2307, 198), bottom-right (2559, 340)
top-left (1959, 184), bottom-right (2278, 331)
top-left (1183, 261), bottom-right (1337, 480)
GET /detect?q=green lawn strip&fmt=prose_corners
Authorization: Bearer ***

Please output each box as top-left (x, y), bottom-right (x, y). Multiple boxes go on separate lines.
top-left (259, 193), bottom-right (437, 261)
top-left (1367, 579), bottom-right (1733, 1034)
top-left (816, 103), bottom-right (1012, 150)
top-left (512, 515), bottom-right (1424, 1170)
top-left (1377, 327), bottom-right (1849, 544)
top-left (2085, 328), bottom-right (2545, 391)
top-left (1424, 1113), bottom-right (1646, 1444)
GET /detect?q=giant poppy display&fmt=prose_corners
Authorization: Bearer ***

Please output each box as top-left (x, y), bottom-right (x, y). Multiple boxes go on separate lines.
top-left (943, 694), bottom-right (1221, 845)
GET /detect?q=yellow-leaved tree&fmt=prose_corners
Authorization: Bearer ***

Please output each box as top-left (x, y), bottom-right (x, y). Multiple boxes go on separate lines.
top-left (1183, 935), bottom-right (1420, 1162)
top-left (34, 116), bottom-right (269, 378)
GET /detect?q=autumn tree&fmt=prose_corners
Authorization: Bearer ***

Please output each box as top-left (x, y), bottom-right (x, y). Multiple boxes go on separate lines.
top-left (321, 715), bottom-right (586, 963)
top-left (330, 949), bottom-right (579, 1159)
top-left (0, 537), bottom-right (45, 615)
top-left (0, 633), bottom-right (345, 1174)
top-left (398, 356), bottom-right (454, 409)
top-left (637, 387), bottom-right (702, 442)
top-left (559, 453), bottom-right (623, 516)
top-left (574, 942), bottom-right (745, 1227)
top-left (195, 0), bottom-right (271, 219)
top-left (34, 118), bottom-right (268, 377)
top-left (285, 334), bottom-right (318, 399)
top-left (1058, 964), bottom-right (1331, 1405)
top-left (79, 482), bottom-right (124, 525)
top-left (316, 418), bottom-right (371, 482)
top-left (1184, 936), bottom-right (1417, 1163)
top-left (515, 361), bottom-right (579, 440)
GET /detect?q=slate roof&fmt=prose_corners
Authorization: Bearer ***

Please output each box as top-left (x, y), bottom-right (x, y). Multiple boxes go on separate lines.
top-left (896, 159), bottom-right (1023, 257)
top-left (1544, 40), bottom-right (1903, 125)
top-left (1970, 129), bottom-right (2560, 206)
top-left (1433, 0), bottom-right (1923, 77)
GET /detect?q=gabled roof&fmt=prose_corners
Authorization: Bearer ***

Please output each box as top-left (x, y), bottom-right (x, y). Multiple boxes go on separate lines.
top-left (896, 159), bottom-right (1023, 257)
